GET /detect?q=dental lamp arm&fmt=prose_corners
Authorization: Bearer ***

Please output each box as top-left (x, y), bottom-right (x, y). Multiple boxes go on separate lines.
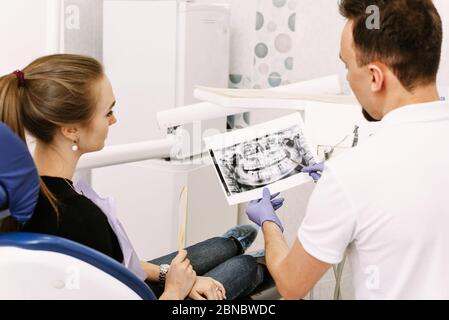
top-left (76, 75), bottom-right (353, 170)
top-left (157, 102), bottom-right (250, 132)
top-left (156, 75), bottom-right (359, 132)
top-left (77, 136), bottom-right (178, 170)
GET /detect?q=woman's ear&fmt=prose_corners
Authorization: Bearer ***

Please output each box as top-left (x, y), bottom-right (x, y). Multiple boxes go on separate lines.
top-left (60, 126), bottom-right (79, 142)
top-left (368, 63), bottom-right (385, 93)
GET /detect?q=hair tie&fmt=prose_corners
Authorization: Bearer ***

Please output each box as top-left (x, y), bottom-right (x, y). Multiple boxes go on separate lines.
top-left (13, 70), bottom-right (26, 87)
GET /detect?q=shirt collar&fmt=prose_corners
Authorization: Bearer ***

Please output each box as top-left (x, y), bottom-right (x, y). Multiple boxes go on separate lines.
top-left (380, 100), bottom-right (449, 127)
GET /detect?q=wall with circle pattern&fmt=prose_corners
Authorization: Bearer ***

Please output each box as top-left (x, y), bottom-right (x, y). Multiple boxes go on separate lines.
top-left (229, 0), bottom-right (298, 89)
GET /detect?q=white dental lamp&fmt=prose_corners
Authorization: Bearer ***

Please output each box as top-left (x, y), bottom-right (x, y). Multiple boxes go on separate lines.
top-left (77, 74), bottom-right (360, 171)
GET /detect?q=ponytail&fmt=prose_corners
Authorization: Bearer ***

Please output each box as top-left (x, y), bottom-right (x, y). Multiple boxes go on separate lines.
top-left (0, 73), bottom-right (26, 141)
top-left (0, 72), bottom-right (59, 220)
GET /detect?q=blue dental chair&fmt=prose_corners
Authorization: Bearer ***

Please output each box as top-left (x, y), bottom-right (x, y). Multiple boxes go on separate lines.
top-left (0, 122), bottom-right (156, 300)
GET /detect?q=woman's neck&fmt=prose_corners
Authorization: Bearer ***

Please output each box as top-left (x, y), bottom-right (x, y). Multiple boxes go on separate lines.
top-left (34, 142), bottom-right (81, 180)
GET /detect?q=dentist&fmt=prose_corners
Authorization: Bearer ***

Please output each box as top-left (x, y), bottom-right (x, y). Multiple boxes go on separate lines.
top-left (246, 0), bottom-right (449, 300)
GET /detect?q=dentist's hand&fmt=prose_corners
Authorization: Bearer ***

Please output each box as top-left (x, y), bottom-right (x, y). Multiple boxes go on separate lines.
top-left (245, 188), bottom-right (284, 232)
top-left (302, 162), bottom-right (324, 182)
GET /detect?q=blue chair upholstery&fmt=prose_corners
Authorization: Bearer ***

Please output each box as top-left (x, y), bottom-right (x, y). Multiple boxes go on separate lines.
top-left (0, 122), bottom-right (156, 300)
top-left (0, 122), bottom-right (39, 224)
top-left (0, 184), bottom-right (8, 218)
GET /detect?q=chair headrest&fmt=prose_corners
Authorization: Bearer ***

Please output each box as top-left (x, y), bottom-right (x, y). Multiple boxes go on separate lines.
top-left (0, 123), bottom-right (39, 224)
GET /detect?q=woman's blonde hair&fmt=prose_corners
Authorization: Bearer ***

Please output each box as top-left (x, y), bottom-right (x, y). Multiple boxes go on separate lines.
top-left (0, 54), bottom-right (104, 230)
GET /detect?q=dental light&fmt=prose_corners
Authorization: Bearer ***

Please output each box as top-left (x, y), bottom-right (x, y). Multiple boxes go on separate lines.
top-left (77, 75), bottom-right (356, 169)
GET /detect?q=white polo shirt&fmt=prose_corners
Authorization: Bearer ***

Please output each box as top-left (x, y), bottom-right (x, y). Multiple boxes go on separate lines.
top-left (298, 101), bottom-right (449, 300)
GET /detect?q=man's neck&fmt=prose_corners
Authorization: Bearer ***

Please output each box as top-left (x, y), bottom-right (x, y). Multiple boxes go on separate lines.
top-left (382, 84), bottom-right (441, 116)
top-left (34, 142), bottom-right (80, 180)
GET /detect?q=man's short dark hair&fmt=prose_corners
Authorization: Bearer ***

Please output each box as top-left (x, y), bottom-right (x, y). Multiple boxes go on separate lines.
top-left (339, 0), bottom-right (442, 91)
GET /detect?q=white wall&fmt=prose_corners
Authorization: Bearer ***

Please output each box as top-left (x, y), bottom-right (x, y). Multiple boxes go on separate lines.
top-left (293, 0), bottom-right (350, 94)
top-left (0, 0), bottom-right (51, 75)
top-left (293, 0), bottom-right (345, 83)
top-left (434, 0), bottom-right (449, 86)
top-left (292, 0), bottom-right (449, 87)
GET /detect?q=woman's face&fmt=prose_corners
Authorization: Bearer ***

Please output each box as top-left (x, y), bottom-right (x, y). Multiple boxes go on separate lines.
top-left (78, 76), bottom-right (117, 153)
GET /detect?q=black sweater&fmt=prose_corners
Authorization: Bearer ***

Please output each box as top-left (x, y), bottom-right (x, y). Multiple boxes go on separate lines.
top-left (23, 176), bottom-right (124, 263)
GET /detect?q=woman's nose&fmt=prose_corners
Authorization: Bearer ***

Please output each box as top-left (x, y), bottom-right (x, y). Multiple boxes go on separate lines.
top-left (110, 115), bottom-right (117, 125)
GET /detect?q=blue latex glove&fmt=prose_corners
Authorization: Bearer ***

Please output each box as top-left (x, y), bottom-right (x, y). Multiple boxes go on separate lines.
top-left (302, 162), bottom-right (324, 182)
top-left (0, 123), bottom-right (39, 224)
top-left (246, 188), bottom-right (285, 232)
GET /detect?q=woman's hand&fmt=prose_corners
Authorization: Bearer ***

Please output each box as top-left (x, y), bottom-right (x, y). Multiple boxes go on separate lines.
top-left (189, 276), bottom-right (226, 300)
top-left (161, 250), bottom-right (197, 300)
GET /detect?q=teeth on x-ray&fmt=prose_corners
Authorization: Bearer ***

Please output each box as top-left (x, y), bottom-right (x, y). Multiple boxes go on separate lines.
top-left (215, 125), bottom-right (316, 194)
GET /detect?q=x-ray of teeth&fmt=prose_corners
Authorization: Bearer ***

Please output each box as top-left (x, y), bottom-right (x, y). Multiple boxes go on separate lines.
top-left (205, 113), bottom-right (318, 205)
top-left (213, 125), bottom-right (316, 194)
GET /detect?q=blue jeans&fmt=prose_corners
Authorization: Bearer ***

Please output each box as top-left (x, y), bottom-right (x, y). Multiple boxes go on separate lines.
top-left (146, 237), bottom-right (264, 300)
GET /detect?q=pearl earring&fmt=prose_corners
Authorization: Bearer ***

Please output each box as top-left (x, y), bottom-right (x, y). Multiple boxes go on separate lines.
top-left (72, 140), bottom-right (79, 152)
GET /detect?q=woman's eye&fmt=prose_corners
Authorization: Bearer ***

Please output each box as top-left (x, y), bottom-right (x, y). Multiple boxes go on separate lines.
top-left (107, 110), bottom-right (114, 117)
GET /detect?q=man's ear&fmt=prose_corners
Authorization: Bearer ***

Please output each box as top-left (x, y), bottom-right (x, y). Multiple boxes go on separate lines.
top-left (60, 126), bottom-right (79, 142)
top-left (368, 63), bottom-right (384, 93)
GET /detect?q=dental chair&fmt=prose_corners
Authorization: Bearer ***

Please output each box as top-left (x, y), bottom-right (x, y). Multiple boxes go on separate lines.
top-left (0, 122), bottom-right (156, 300)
